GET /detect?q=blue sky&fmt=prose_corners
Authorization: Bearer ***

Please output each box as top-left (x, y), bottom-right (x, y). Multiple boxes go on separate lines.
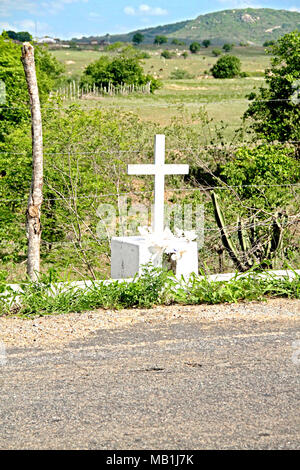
top-left (0, 0), bottom-right (299, 39)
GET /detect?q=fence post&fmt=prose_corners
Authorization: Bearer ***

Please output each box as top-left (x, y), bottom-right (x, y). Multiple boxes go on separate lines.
top-left (21, 42), bottom-right (43, 281)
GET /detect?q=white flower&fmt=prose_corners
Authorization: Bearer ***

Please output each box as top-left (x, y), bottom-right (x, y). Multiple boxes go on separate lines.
top-left (183, 230), bottom-right (197, 242)
top-left (137, 225), bottom-right (196, 261)
top-left (174, 228), bottom-right (184, 238)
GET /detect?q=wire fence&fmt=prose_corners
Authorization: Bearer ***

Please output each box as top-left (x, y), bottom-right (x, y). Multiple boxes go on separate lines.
top-left (1, 139), bottom-right (299, 278)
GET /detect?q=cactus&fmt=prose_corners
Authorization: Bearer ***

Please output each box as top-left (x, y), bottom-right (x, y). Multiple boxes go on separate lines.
top-left (211, 191), bottom-right (286, 271)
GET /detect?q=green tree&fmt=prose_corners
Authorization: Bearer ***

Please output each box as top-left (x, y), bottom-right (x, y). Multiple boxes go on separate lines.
top-left (0, 34), bottom-right (64, 141)
top-left (154, 35), bottom-right (168, 45)
top-left (223, 43), bottom-right (234, 52)
top-left (202, 39), bottom-right (210, 48)
top-left (7, 31), bottom-right (32, 42)
top-left (132, 32), bottom-right (144, 45)
top-left (244, 31), bottom-right (300, 144)
top-left (211, 55), bottom-right (241, 78)
top-left (212, 48), bottom-right (222, 57)
top-left (189, 42), bottom-right (201, 54)
top-left (80, 52), bottom-right (160, 93)
top-left (171, 39), bottom-right (185, 46)
top-left (263, 40), bottom-right (275, 47)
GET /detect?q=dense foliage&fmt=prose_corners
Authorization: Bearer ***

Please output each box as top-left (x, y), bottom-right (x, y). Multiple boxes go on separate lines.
top-left (6, 30), bottom-right (32, 42)
top-left (189, 42), bottom-right (201, 54)
top-left (0, 34), bottom-right (64, 141)
top-left (80, 51), bottom-right (160, 92)
top-left (132, 32), bottom-right (144, 45)
top-left (244, 31), bottom-right (300, 143)
top-left (211, 55), bottom-right (241, 78)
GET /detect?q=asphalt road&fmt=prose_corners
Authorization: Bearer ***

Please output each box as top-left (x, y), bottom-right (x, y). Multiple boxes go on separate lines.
top-left (0, 309), bottom-right (299, 449)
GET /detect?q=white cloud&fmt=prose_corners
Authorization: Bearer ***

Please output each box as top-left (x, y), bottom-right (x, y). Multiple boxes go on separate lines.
top-left (0, 0), bottom-right (88, 17)
top-left (0, 18), bottom-right (54, 37)
top-left (124, 6), bottom-right (136, 16)
top-left (289, 6), bottom-right (300, 12)
top-left (216, 0), bottom-right (262, 7)
top-left (88, 12), bottom-right (101, 18)
top-left (124, 4), bottom-right (167, 17)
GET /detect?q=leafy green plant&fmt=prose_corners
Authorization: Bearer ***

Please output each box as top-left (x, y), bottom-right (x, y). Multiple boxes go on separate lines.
top-left (212, 48), bottom-right (222, 57)
top-left (211, 55), bottom-right (241, 78)
top-left (0, 33), bottom-right (64, 141)
top-left (1, 266), bottom-right (299, 317)
top-left (202, 40), bottom-right (211, 48)
top-left (154, 35), bottom-right (168, 45)
top-left (169, 69), bottom-right (194, 79)
top-left (132, 33), bottom-right (144, 45)
top-left (223, 43), bottom-right (234, 52)
top-left (80, 51), bottom-right (160, 93)
top-left (244, 31), bottom-right (300, 146)
top-left (189, 42), bottom-right (201, 54)
top-left (161, 50), bottom-right (173, 59)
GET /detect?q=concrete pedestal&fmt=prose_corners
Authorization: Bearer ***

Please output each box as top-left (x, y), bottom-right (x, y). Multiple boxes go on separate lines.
top-left (111, 236), bottom-right (198, 279)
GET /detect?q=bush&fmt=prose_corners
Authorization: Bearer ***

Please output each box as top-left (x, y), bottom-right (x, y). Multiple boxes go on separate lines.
top-left (170, 69), bottom-right (194, 79)
top-left (211, 55), bottom-right (241, 78)
top-left (220, 144), bottom-right (300, 208)
top-left (212, 48), bottom-right (222, 57)
top-left (244, 31), bottom-right (300, 144)
top-left (81, 53), bottom-right (160, 93)
top-left (171, 39), bottom-right (185, 46)
top-left (202, 40), bottom-right (211, 48)
top-left (137, 51), bottom-right (151, 59)
top-left (132, 32), bottom-right (144, 45)
top-left (181, 51), bottom-right (188, 59)
top-left (154, 35), bottom-right (168, 45)
top-left (161, 50), bottom-right (173, 59)
top-left (189, 42), bottom-right (201, 54)
top-left (223, 43), bottom-right (234, 52)
top-left (263, 40), bottom-right (275, 47)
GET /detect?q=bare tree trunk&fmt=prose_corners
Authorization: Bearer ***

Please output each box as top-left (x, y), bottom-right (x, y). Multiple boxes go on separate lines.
top-left (21, 42), bottom-right (43, 281)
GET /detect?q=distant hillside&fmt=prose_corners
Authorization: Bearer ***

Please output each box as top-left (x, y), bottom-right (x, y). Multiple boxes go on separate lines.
top-left (77, 8), bottom-right (300, 46)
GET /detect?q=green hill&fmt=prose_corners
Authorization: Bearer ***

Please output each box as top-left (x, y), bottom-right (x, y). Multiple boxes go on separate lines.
top-left (79, 8), bottom-right (300, 46)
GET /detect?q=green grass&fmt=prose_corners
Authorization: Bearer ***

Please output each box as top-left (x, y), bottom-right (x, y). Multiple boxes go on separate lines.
top-left (52, 46), bottom-right (269, 135)
top-left (1, 267), bottom-right (299, 317)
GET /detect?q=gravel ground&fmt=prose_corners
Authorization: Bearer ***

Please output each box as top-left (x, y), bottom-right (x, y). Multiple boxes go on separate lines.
top-left (0, 298), bottom-right (299, 349)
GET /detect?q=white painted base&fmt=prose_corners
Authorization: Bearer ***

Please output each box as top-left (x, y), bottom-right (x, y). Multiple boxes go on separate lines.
top-left (111, 236), bottom-right (198, 279)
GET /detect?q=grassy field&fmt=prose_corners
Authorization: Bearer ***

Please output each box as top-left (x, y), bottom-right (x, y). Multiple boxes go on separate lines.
top-left (52, 46), bottom-right (269, 136)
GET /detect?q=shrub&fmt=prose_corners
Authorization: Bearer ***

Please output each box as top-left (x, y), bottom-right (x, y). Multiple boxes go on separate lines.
top-left (154, 35), bottom-right (168, 45)
top-left (132, 32), bottom-right (144, 45)
top-left (211, 55), bottom-right (241, 78)
top-left (244, 31), bottom-right (300, 145)
top-left (220, 144), bottom-right (300, 208)
top-left (170, 69), bottom-right (194, 79)
top-left (263, 40), bottom-right (275, 47)
top-left (171, 39), bottom-right (185, 46)
top-left (181, 51), bottom-right (188, 59)
top-left (223, 43), bottom-right (234, 52)
top-left (212, 48), bottom-right (222, 57)
top-left (202, 40), bottom-right (211, 48)
top-left (161, 50), bottom-right (173, 59)
top-left (80, 53), bottom-right (160, 93)
top-left (189, 42), bottom-right (201, 54)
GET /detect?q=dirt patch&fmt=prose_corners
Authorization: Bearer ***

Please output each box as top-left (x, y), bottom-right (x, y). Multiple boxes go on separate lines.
top-left (0, 298), bottom-right (299, 349)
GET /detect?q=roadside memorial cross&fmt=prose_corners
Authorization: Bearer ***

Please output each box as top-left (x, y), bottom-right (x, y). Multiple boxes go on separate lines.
top-left (127, 134), bottom-right (189, 233)
top-left (111, 134), bottom-right (198, 279)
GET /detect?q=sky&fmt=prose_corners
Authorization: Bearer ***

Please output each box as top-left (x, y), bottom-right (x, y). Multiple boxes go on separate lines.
top-left (0, 0), bottom-right (299, 39)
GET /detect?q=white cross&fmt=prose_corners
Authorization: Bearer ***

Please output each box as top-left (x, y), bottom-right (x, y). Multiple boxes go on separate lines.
top-left (127, 134), bottom-right (189, 234)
